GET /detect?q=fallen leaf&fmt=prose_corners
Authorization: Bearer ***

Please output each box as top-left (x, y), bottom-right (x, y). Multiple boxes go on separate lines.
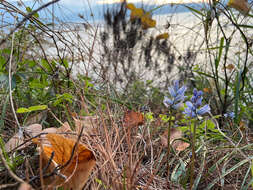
top-left (34, 134), bottom-right (95, 190)
top-left (123, 110), bottom-right (144, 128)
top-left (74, 116), bottom-right (98, 135)
top-left (5, 124), bottom-right (42, 152)
top-left (203, 88), bottom-right (212, 93)
top-left (228, 0), bottom-right (250, 15)
top-left (176, 142), bottom-right (190, 151)
top-left (18, 182), bottom-right (34, 190)
top-left (160, 128), bottom-right (189, 152)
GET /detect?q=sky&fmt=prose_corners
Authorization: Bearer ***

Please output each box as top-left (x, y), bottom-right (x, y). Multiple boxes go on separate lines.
top-left (6, 0), bottom-right (212, 23)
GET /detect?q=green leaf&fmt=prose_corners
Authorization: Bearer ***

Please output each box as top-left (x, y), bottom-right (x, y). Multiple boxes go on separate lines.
top-left (17, 105), bottom-right (47, 113)
top-left (29, 79), bottom-right (47, 89)
top-left (234, 69), bottom-right (243, 124)
top-left (17, 108), bottom-right (30, 113)
top-left (41, 59), bottom-right (53, 72)
top-left (26, 6), bottom-right (32, 13)
top-left (215, 37), bottom-right (224, 69)
top-left (62, 59), bottom-right (69, 69)
top-left (183, 5), bottom-right (204, 17)
top-left (28, 105), bottom-right (47, 112)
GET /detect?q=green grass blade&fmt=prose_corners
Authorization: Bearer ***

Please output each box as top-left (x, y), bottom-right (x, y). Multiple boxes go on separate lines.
top-left (240, 162), bottom-right (252, 190)
top-left (215, 37), bottom-right (224, 69)
top-left (193, 143), bottom-right (207, 190)
top-left (205, 158), bottom-right (251, 190)
top-left (234, 69), bottom-right (243, 124)
top-left (0, 94), bottom-right (9, 131)
top-left (183, 5), bottom-right (204, 17)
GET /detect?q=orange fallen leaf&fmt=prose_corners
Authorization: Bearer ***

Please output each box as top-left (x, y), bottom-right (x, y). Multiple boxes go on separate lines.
top-left (203, 88), bottom-right (212, 93)
top-left (123, 110), bottom-right (144, 128)
top-left (34, 134), bottom-right (95, 190)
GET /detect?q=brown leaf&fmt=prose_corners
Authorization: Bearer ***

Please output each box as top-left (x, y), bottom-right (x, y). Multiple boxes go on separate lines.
top-left (160, 128), bottom-right (189, 152)
top-left (224, 64), bottom-right (235, 72)
top-left (73, 116), bottom-right (98, 135)
top-left (123, 110), bottom-right (144, 128)
top-left (34, 134), bottom-right (96, 190)
top-left (18, 183), bottom-right (34, 190)
top-left (176, 142), bottom-right (190, 151)
top-left (5, 124), bottom-right (42, 152)
top-left (203, 88), bottom-right (212, 93)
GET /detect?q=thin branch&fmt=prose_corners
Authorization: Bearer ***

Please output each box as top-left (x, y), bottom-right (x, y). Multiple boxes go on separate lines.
top-left (8, 16), bottom-right (21, 133)
top-left (0, 0), bottom-right (61, 46)
top-left (0, 148), bottom-right (25, 184)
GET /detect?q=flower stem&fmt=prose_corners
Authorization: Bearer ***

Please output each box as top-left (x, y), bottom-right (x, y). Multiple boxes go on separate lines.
top-left (190, 120), bottom-right (196, 189)
top-left (167, 112), bottom-right (172, 185)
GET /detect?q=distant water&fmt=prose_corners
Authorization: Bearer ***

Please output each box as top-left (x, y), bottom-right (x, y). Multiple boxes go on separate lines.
top-left (36, 11), bottom-right (253, 88)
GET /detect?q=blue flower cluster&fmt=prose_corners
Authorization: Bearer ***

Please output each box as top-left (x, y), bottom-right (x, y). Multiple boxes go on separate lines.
top-left (164, 80), bottom-right (211, 118)
top-left (224, 112), bottom-right (235, 119)
top-left (183, 89), bottom-right (210, 118)
top-left (163, 80), bottom-right (187, 110)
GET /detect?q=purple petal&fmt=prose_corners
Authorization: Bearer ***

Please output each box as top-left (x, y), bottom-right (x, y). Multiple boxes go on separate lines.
top-left (195, 96), bottom-right (203, 107)
top-left (186, 101), bottom-right (194, 109)
top-left (183, 107), bottom-right (196, 118)
top-left (168, 87), bottom-right (177, 98)
top-left (177, 85), bottom-right (187, 96)
top-left (193, 88), bottom-right (198, 96)
top-left (173, 102), bottom-right (182, 110)
top-left (173, 80), bottom-right (180, 91)
top-left (163, 96), bottom-right (173, 107)
top-left (197, 104), bottom-right (210, 115)
top-left (197, 90), bottom-right (203, 97)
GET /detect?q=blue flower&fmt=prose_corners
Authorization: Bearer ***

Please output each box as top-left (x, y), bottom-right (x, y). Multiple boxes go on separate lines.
top-left (224, 112), bottom-right (235, 119)
top-left (163, 80), bottom-right (187, 110)
top-left (183, 88), bottom-right (210, 118)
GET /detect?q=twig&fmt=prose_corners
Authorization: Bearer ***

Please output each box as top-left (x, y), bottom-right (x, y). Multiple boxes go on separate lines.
top-left (0, 0), bottom-right (60, 46)
top-left (8, 15), bottom-right (22, 135)
top-left (0, 182), bottom-right (19, 189)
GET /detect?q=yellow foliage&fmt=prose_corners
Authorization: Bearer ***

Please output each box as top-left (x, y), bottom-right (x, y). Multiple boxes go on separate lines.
top-left (156, 32), bottom-right (169, 40)
top-left (126, 3), bottom-right (136, 10)
top-left (141, 13), bottom-right (156, 29)
top-left (126, 3), bottom-right (156, 29)
top-left (130, 8), bottom-right (144, 20)
top-left (228, 0), bottom-right (250, 15)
